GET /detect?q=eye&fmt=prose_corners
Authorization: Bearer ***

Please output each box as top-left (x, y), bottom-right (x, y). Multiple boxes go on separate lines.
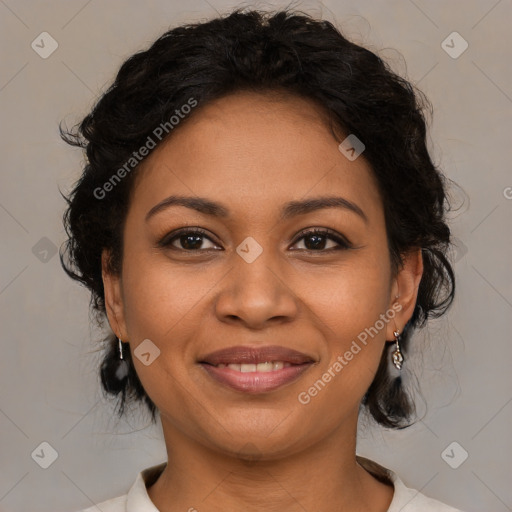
top-left (290, 228), bottom-right (351, 252)
top-left (157, 228), bottom-right (221, 251)
top-left (157, 227), bottom-right (352, 253)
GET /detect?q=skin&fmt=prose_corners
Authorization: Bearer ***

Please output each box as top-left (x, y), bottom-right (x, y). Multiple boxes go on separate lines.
top-left (102, 90), bottom-right (423, 512)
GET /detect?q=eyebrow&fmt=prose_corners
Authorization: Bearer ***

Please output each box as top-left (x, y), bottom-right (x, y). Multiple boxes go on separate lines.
top-left (145, 194), bottom-right (368, 224)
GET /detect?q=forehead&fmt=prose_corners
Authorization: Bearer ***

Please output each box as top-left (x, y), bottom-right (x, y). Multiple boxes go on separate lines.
top-left (129, 90), bottom-right (382, 222)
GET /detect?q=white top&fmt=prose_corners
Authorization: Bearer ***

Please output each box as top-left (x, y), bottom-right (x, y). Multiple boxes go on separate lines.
top-left (75, 458), bottom-right (464, 512)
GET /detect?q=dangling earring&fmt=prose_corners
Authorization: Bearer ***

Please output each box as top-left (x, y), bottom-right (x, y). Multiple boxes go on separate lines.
top-left (115, 337), bottom-right (129, 380)
top-left (392, 329), bottom-right (404, 370)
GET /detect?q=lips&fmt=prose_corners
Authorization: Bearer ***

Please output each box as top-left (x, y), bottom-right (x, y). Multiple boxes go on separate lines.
top-left (198, 345), bottom-right (316, 394)
top-left (199, 345), bottom-right (315, 366)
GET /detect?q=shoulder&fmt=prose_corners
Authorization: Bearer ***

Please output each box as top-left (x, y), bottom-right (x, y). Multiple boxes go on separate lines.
top-left (70, 461), bottom-right (166, 512)
top-left (356, 456), bottom-right (465, 512)
top-left (389, 474), bottom-right (464, 511)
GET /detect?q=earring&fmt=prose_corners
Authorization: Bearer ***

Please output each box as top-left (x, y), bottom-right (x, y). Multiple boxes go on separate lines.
top-left (115, 337), bottom-right (129, 380)
top-left (392, 329), bottom-right (404, 370)
top-left (118, 337), bottom-right (124, 359)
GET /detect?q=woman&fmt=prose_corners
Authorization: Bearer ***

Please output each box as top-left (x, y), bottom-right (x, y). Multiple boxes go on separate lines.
top-left (61, 8), bottom-right (462, 512)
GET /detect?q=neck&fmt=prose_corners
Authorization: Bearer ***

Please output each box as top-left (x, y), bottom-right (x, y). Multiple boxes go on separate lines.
top-left (147, 415), bottom-right (394, 512)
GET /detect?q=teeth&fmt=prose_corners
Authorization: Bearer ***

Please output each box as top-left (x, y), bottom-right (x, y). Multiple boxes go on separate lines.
top-left (216, 361), bottom-right (292, 372)
top-left (256, 361), bottom-right (274, 372)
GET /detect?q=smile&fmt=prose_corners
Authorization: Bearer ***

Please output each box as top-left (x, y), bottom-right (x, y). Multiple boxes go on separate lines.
top-left (214, 361), bottom-right (292, 371)
top-left (199, 361), bottom-right (314, 393)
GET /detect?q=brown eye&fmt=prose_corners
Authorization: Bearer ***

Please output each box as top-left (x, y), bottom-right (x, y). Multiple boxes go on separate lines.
top-left (158, 228), bottom-right (221, 251)
top-left (291, 228), bottom-right (351, 252)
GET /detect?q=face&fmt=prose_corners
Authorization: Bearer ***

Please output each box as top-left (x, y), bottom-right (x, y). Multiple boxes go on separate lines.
top-left (103, 90), bottom-right (422, 459)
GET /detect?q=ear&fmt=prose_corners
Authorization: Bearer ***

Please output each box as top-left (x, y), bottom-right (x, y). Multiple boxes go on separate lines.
top-left (386, 248), bottom-right (424, 340)
top-left (101, 248), bottom-right (128, 341)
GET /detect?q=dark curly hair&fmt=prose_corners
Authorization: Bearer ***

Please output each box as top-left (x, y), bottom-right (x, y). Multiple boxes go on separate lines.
top-left (59, 7), bottom-right (455, 429)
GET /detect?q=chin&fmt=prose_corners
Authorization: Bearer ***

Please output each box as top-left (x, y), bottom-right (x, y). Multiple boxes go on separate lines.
top-left (203, 420), bottom-right (308, 461)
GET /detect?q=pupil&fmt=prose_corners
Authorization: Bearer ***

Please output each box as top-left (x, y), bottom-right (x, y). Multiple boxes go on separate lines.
top-left (305, 234), bottom-right (325, 250)
top-left (179, 233), bottom-right (327, 251)
top-left (181, 234), bottom-right (202, 250)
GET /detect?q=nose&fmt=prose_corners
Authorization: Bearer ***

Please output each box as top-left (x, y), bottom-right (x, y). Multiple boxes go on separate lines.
top-left (214, 248), bottom-right (299, 330)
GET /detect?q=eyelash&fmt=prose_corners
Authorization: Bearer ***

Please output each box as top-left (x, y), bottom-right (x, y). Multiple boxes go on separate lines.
top-left (157, 227), bottom-right (352, 253)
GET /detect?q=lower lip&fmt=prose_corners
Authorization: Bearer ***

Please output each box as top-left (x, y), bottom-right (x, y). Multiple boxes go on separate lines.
top-left (200, 363), bottom-right (314, 393)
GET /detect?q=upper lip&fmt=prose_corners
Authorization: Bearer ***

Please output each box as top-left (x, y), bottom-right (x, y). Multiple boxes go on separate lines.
top-left (199, 345), bottom-right (315, 365)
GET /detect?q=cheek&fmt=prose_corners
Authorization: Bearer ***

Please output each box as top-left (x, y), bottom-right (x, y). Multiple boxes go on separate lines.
top-left (302, 258), bottom-right (392, 339)
top-left (297, 257), bottom-right (392, 399)
top-left (121, 251), bottom-right (209, 341)
top-left (119, 255), bottom-right (208, 416)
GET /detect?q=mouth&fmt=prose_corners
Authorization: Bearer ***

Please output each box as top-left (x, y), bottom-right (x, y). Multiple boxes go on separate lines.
top-left (198, 345), bottom-right (316, 394)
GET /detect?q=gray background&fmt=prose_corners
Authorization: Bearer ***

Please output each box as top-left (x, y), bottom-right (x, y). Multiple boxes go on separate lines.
top-left (1, 1), bottom-right (511, 511)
